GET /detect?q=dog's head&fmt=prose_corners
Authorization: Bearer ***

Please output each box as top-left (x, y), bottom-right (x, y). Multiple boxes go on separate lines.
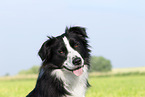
top-left (38, 26), bottom-right (90, 76)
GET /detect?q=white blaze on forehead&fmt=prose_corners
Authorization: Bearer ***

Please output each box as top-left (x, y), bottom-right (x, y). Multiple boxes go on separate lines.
top-left (63, 36), bottom-right (84, 69)
top-left (63, 37), bottom-right (73, 53)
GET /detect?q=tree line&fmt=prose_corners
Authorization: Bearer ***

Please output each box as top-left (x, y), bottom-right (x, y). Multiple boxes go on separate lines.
top-left (18, 56), bottom-right (112, 75)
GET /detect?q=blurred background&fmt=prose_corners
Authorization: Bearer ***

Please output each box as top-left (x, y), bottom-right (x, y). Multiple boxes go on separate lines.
top-left (0, 0), bottom-right (145, 76)
top-left (0, 0), bottom-right (145, 97)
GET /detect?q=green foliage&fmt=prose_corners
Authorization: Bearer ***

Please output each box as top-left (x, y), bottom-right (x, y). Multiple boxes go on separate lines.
top-left (18, 65), bottom-right (40, 75)
top-left (4, 73), bottom-right (10, 76)
top-left (90, 56), bottom-right (112, 72)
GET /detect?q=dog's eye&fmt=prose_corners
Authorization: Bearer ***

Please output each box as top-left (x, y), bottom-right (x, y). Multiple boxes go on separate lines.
top-left (74, 45), bottom-right (78, 48)
top-left (58, 50), bottom-right (64, 54)
top-left (74, 43), bottom-right (80, 48)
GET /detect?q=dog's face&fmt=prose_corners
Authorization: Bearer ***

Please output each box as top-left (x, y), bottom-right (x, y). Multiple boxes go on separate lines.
top-left (38, 26), bottom-right (90, 76)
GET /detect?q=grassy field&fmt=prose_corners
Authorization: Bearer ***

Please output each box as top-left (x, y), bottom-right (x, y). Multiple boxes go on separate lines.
top-left (0, 68), bottom-right (145, 97)
top-left (86, 75), bottom-right (145, 97)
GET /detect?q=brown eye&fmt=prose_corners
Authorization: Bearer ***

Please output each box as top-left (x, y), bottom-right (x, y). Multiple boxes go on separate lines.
top-left (74, 45), bottom-right (78, 48)
top-left (60, 51), bottom-right (64, 54)
top-left (74, 43), bottom-right (79, 48)
top-left (58, 50), bottom-right (64, 54)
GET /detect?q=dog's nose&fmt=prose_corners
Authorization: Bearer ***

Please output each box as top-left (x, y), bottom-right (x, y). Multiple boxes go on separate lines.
top-left (72, 57), bottom-right (82, 65)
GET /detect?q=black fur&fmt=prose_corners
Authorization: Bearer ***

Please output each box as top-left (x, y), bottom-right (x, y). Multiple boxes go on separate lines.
top-left (26, 26), bottom-right (90, 97)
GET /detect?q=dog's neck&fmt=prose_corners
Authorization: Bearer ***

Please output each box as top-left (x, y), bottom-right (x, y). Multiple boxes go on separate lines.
top-left (51, 65), bottom-right (88, 97)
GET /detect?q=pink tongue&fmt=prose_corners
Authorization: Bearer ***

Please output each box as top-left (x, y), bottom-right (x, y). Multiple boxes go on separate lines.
top-left (73, 68), bottom-right (83, 76)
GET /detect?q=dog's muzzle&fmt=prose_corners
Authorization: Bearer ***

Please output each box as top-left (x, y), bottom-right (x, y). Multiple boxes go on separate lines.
top-left (72, 57), bottom-right (82, 66)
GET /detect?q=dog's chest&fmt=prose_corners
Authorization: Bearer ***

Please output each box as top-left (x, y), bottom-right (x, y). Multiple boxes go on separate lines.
top-left (52, 66), bottom-right (88, 97)
top-left (64, 73), bottom-right (86, 97)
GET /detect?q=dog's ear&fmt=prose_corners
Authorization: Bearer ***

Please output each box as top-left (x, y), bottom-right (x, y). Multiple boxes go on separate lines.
top-left (65, 26), bottom-right (88, 38)
top-left (38, 37), bottom-right (53, 61)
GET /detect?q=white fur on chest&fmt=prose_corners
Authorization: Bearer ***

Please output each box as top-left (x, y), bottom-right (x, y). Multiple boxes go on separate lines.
top-left (51, 66), bottom-right (88, 97)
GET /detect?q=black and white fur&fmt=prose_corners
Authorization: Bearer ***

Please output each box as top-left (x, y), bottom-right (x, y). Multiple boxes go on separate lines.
top-left (27, 26), bottom-right (91, 97)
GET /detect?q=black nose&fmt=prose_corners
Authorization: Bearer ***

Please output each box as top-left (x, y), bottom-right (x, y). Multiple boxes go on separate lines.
top-left (72, 57), bottom-right (82, 65)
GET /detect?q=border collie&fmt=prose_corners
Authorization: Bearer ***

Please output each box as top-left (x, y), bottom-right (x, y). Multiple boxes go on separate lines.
top-left (27, 26), bottom-right (91, 97)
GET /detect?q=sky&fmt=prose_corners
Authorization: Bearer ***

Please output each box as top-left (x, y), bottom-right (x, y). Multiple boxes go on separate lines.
top-left (0, 0), bottom-right (145, 76)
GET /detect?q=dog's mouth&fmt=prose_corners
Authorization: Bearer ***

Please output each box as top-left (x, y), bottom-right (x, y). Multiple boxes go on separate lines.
top-left (63, 65), bottom-right (84, 76)
top-left (73, 67), bottom-right (83, 76)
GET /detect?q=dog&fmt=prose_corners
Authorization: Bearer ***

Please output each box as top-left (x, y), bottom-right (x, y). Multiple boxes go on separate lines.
top-left (26, 26), bottom-right (91, 97)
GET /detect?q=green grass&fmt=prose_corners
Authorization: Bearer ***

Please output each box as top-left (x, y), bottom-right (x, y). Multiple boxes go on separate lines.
top-left (0, 75), bottom-right (145, 97)
top-left (0, 79), bottom-right (36, 97)
top-left (86, 75), bottom-right (145, 97)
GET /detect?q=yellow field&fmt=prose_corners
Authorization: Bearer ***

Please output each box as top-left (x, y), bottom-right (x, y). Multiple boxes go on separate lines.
top-left (112, 67), bottom-right (145, 73)
top-left (90, 67), bottom-right (145, 76)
